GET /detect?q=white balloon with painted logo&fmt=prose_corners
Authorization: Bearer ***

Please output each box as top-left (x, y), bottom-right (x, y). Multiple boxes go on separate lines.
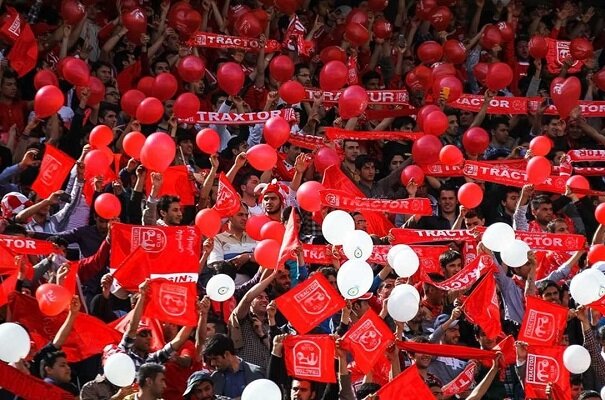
top-left (569, 268), bottom-right (605, 305)
top-left (337, 259), bottom-right (374, 299)
top-left (482, 222), bottom-right (515, 252)
top-left (0, 323), bottom-right (30, 363)
top-left (500, 239), bottom-right (531, 268)
top-left (342, 230), bottom-right (374, 261)
top-left (322, 210), bottom-right (355, 245)
top-left (104, 353), bottom-right (136, 387)
top-left (241, 379), bottom-right (282, 400)
top-left (206, 274), bottom-right (236, 302)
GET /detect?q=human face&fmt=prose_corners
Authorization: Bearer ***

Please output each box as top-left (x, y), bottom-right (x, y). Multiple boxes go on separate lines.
top-left (180, 139), bottom-right (194, 156)
top-left (161, 202), bottom-right (183, 225)
top-left (149, 372), bottom-right (167, 398)
top-left (46, 357), bottom-right (71, 383)
top-left (389, 155), bottom-right (405, 171)
top-left (191, 381), bottom-right (215, 400)
top-left (459, 111), bottom-right (474, 127)
top-left (464, 216), bottom-right (484, 229)
top-left (365, 78), bottom-right (380, 90)
top-left (516, 40), bottom-right (529, 60)
top-left (492, 124), bottom-right (509, 144)
top-left (262, 193), bottom-right (282, 216)
top-left (353, 214), bottom-right (367, 232)
top-left (477, 331), bottom-right (496, 349)
top-left (439, 190), bottom-right (457, 214)
top-left (546, 119), bottom-right (566, 138)
top-left (251, 292), bottom-right (269, 315)
top-left (163, 100), bottom-right (175, 120)
top-left (241, 175), bottom-right (260, 196)
top-left (291, 380), bottom-right (314, 400)
top-left (230, 206), bottom-right (248, 231)
top-left (343, 141), bottom-right (360, 163)
top-left (153, 62), bottom-right (170, 75)
top-left (296, 68), bottom-right (312, 87)
top-left (541, 286), bottom-right (561, 304)
top-left (274, 270), bottom-right (291, 293)
top-left (413, 353), bottom-right (432, 369)
top-left (533, 203), bottom-right (553, 225)
top-left (446, 115), bottom-right (459, 136)
top-left (95, 216), bottom-right (109, 236)
top-left (443, 326), bottom-right (460, 344)
top-left (552, 221), bottom-right (569, 234)
top-left (105, 88), bottom-right (120, 104)
top-left (430, 385), bottom-right (444, 400)
top-left (443, 258), bottom-right (462, 278)
top-left (95, 65), bottom-right (112, 84)
top-left (1, 77), bottom-right (17, 99)
top-left (100, 111), bottom-right (118, 128)
top-left (286, 145), bottom-right (302, 163)
top-left (502, 192), bottom-right (519, 214)
top-left (134, 330), bottom-right (152, 352)
top-left (207, 354), bottom-right (230, 371)
top-left (359, 162), bottom-right (376, 183)
top-left (378, 279), bottom-right (395, 299)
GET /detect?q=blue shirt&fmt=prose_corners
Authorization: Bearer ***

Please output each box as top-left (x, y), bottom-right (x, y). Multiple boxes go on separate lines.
top-left (223, 359), bottom-right (247, 398)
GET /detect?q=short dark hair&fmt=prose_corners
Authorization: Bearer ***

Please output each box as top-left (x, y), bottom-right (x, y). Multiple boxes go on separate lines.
top-left (41, 351), bottom-right (67, 377)
top-left (577, 391), bottom-right (600, 400)
top-left (530, 195), bottom-right (552, 211)
top-left (362, 70), bottom-right (381, 85)
top-left (546, 217), bottom-right (567, 233)
top-left (439, 250), bottom-right (462, 268)
top-left (99, 102), bottom-right (119, 119)
top-left (47, 236), bottom-right (69, 249)
top-left (490, 116), bottom-right (510, 130)
top-left (354, 154), bottom-right (377, 171)
top-left (536, 280), bottom-right (561, 297)
top-left (203, 334), bottom-right (235, 358)
top-left (355, 383), bottom-right (381, 400)
top-left (4, 224), bottom-right (27, 236)
top-left (235, 172), bottom-right (259, 194)
top-left (137, 363), bottom-right (165, 387)
top-left (294, 63), bottom-right (310, 76)
top-left (212, 261), bottom-right (237, 280)
top-left (464, 208), bottom-right (484, 220)
top-left (158, 195), bottom-right (180, 213)
top-left (318, 266), bottom-right (337, 279)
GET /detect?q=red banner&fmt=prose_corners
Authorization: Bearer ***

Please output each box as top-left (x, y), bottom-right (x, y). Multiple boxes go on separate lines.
top-left (0, 235), bottom-right (57, 255)
top-left (288, 133), bottom-right (328, 150)
top-left (302, 89), bottom-right (410, 105)
top-left (451, 94), bottom-right (529, 115)
top-left (462, 274), bottom-right (501, 338)
top-left (111, 246), bottom-right (151, 291)
top-left (525, 345), bottom-right (570, 400)
top-left (213, 173), bottom-right (241, 217)
top-left (324, 127), bottom-right (423, 142)
top-left (110, 223), bottom-right (201, 283)
top-left (390, 228), bottom-right (476, 244)
top-left (422, 255), bottom-right (496, 292)
top-left (396, 341), bottom-right (497, 360)
top-left (144, 166), bottom-right (195, 206)
top-left (474, 227), bottom-right (586, 252)
top-left (178, 109), bottom-right (295, 125)
top-left (187, 31), bottom-right (282, 52)
top-left (342, 309), bottom-right (393, 374)
top-left (518, 296), bottom-right (568, 347)
top-left (144, 280), bottom-right (198, 327)
top-left (31, 145), bottom-right (76, 200)
top-left (319, 189), bottom-right (432, 216)
top-left (0, 361), bottom-right (75, 400)
top-left (442, 362), bottom-right (477, 397)
top-left (567, 149), bottom-right (605, 162)
top-left (283, 335), bottom-right (336, 383)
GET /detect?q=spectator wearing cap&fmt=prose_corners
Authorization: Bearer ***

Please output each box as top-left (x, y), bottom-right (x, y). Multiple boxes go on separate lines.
top-left (257, 180), bottom-right (293, 222)
top-left (124, 363), bottom-right (167, 400)
top-left (183, 370), bottom-right (231, 400)
top-left (427, 309), bottom-right (467, 385)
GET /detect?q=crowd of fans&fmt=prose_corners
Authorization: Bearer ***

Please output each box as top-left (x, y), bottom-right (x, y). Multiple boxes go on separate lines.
top-left (0, 0), bottom-right (605, 399)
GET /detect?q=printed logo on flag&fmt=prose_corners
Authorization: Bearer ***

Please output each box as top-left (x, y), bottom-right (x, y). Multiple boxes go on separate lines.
top-left (527, 354), bottom-right (560, 385)
top-left (295, 279), bottom-right (330, 316)
top-left (348, 319), bottom-right (384, 352)
top-left (293, 340), bottom-right (322, 378)
top-left (131, 227), bottom-right (167, 253)
top-left (554, 41), bottom-right (578, 67)
top-left (8, 14), bottom-right (20, 37)
top-left (40, 154), bottom-right (62, 185)
top-left (159, 282), bottom-right (187, 317)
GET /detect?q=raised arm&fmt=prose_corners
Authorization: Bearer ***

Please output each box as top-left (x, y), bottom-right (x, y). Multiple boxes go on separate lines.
top-left (232, 269), bottom-right (276, 321)
top-left (52, 296), bottom-right (80, 348)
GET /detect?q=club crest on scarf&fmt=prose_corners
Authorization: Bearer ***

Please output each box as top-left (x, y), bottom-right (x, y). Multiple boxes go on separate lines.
top-left (158, 282), bottom-right (187, 317)
top-left (131, 226), bottom-right (168, 253)
top-left (293, 340), bottom-right (322, 378)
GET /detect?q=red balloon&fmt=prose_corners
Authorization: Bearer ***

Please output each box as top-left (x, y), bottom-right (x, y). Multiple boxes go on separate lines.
top-left (346, 9), bottom-right (369, 26)
top-left (594, 68), bottom-right (605, 91)
top-left (434, 75), bottom-right (463, 102)
top-left (368, 0), bottom-right (388, 11)
top-left (247, 144), bottom-right (277, 171)
top-left (269, 55), bottom-right (295, 83)
top-left (550, 76), bottom-right (581, 120)
top-left (56, 56), bottom-right (75, 81)
top-left (429, 6), bottom-right (453, 31)
top-left (94, 193), bottom-right (122, 219)
top-left (152, 73), bottom-right (178, 101)
top-left (264, 116), bottom-right (290, 148)
top-left (121, 89), bottom-right (146, 117)
top-left (236, 12), bottom-right (262, 38)
top-left (34, 69), bottom-right (59, 90)
top-left (196, 128), bottom-right (220, 154)
top-left (570, 37), bottom-right (593, 61)
top-left (173, 93), bottom-right (200, 119)
top-left (412, 65), bottom-right (433, 90)
top-left (63, 58), bottom-right (90, 87)
top-left (217, 62), bottom-right (245, 96)
top-left (254, 239), bottom-right (280, 268)
top-left (137, 76), bottom-right (155, 97)
top-left (595, 203), bottom-right (605, 225)
top-left (246, 215), bottom-right (272, 240)
top-left (588, 244), bottom-right (605, 265)
top-left (61, 0), bottom-right (85, 25)
top-left (497, 22), bottom-right (514, 42)
top-left (77, 76), bottom-right (105, 106)
top-left (529, 136), bottom-right (552, 157)
top-left (136, 97), bottom-right (164, 125)
top-left (443, 40), bottom-right (466, 64)
top-left (431, 62), bottom-right (456, 82)
top-left (97, 146), bottom-right (114, 165)
top-left (566, 175), bottom-right (590, 199)
top-left (526, 156), bottom-right (551, 185)
top-left (36, 284), bottom-right (72, 316)
top-left (528, 36), bottom-right (548, 59)
top-left (169, 3), bottom-right (202, 38)
top-left (90, 125), bottom-right (113, 148)
top-left (412, 135), bottom-right (442, 165)
top-left (123, 131), bottom-right (146, 159)
top-left (405, 71), bottom-right (423, 91)
top-left (417, 41), bottom-right (443, 64)
top-left (260, 221), bottom-right (285, 241)
top-left (372, 18), bottom-right (392, 39)
top-left (486, 62), bottom-right (513, 91)
top-left (195, 208), bottom-right (222, 238)
top-left (439, 144), bottom-right (464, 165)
top-left (140, 132), bottom-right (176, 172)
top-left (279, 80), bottom-right (306, 104)
top-left (250, 9), bottom-right (269, 31)
top-left (480, 25), bottom-right (502, 50)
top-left (345, 22), bottom-right (370, 46)
top-left (297, 181), bottom-right (325, 212)
top-left (122, 8), bottom-right (147, 44)
top-left (274, 0), bottom-right (299, 14)
top-left (458, 182), bottom-right (483, 208)
top-left (320, 46), bottom-right (347, 64)
top-left (34, 85), bottom-right (64, 118)
top-left (227, 4), bottom-right (250, 27)
top-left (177, 56), bottom-right (205, 83)
top-left (417, 104), bottom-right (441, 130)
top-left (424, 110), bottom-right (448, 135)
top-left (314, 147), bottom-right (341, 173)
top-left (338, 85), bottom-right (368, 119)
top-left (400, 165), bottom-right (425, 186)
top-left (416, 0), bottom-right (437, 20)
top-left (84, 149), bottom-right (111, 176)
top-left (472, 62), bottom-right (489, 86)
top-left (462, 127), bottom-right (490, 154)
top-left (319, 61), bottom-right (348, 91)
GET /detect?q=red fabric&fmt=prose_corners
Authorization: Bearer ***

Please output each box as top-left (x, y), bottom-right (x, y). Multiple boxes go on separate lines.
top-left (109, 310), bottom-right (166, 352)
top-left (544, 38), bottom-right (583, 75)
top-left (420, 255), bottom-right (496, 292)
top-left (8, 292), bottom-right (122, 361)
top-left (278, 210), bottom-right (300, 268)
top-left (273, 153), bottom-right (296, 182)
top-left (325, 128), bottom-right (423, 141)
top-left (143, 280), bottom-right (198, 327)
top-left (525, 345), bottom-right (570, 400)
top-left (0, 99), bottom-right (28, 132)
top-left (0, 245), bottom-right (18, 274)
top-left (397, 341), bottom-right (497, 361)
top-left (283, 335), bottom-right (336, 383)
top-left (518, 296), bottom-right (568, 347)
top-left (349, 354), bottom-right (390, 387)
top-left (341, 309), bottom-right (393, 374)
top-left (0, 272), bottom-right (18, 306)
top-left (0, 7), bottom-right (20, 43)
top-left (213, 173), bottom-right (241, 217)
top-left (144, 166), bottom-right (195, 206)
top-left (319, 189), bottom-right (432, 216)
top-left (442, 362), bottom-right (477, 397)
top-left (375, 365), bottom-right (436, 400)
top-left (0, 361), bottom-right (75, 400)
top-left (462, 274), bottom-right (502, 339)
top-left (62, 261), bottom-right (79, 296)
top-left (494, 335), bottom-right (517, 367)
top-left (6, 13), bottom-right (38, 77)
top-left (116, 60), bottom-right (142, 94)
top-left (112, 246), bottom-right (151, 291)
top-left (275, 273), bottom-right (345, 335)
top-left (0, 234), bottom-right (57, 255)
top-left (76, 239), bottom-right (110, 286)
top-left (163, 341), bottom-right (201, 400)
top-left (32, 145), bottom-right (76, 200)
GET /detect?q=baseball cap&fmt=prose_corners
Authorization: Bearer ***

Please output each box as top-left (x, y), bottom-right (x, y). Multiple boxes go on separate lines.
top-left (333, 5), bottom-right (352, 18)
top-left (433, 313), bottom-right (458, 330)
top-left (136, 317), bottom-right (153, 334)
top-left (183, 371), bottom-right (213, 397)
top-left (1, 192), bottom-right (33, 218)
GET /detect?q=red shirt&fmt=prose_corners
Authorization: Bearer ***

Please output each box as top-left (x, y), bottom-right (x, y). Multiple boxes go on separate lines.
top-left (163, 341), bottom-right (201, 400)
top-left (0, 99), bottom-right (28, 132)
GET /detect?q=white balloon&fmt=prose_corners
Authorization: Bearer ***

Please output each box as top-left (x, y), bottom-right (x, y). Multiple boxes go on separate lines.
top-left (387, 291), bottom-right (419, 322)
top-left (241, 379), bottom-right (282, 400)
top-left (342, 230), bottom-right (374, 261)
top-left (390, 283), bottom-right (420, 303)
top-left (337, 260), bottom-right (374, 299)
top-left (392, 247), bottom-right (420, 277)
top-left (104, 353), bottom-right (136, 387)
top-left (482, 222), bottom-right (515, 252)
top-left (569, 269), bottom-right (605, 305)
top-left (206, 274), bottom-right (236, 302)
top-left (563, 345), bottom-right (591, 374)
top-left (0, 323), bottom-right (31, 363)
top-left (500, 239), bottom-right (530, 268)
top-left (601, 385), bottom-right (605, 400)
top-left (387, 244), bottom-right (411, 266)
top-left (594, 261), bottom-right (605, 273)
top-left (322, 210), bottom-right (355, 245)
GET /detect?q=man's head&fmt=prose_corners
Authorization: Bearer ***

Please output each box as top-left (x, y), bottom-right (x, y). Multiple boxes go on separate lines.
top-left (158, 195), bottom-right (182, 225)
top-left (95, 215), bottom-right (110, 236)
top-left (250, 291), bottom-right (270, 316)
top-left (355, 155), bottom-right (377, 184)
top-left (355, 383), bottom-right (381, 400)
top-left (546, 218), bottom-right (569, 234)
top-left (434, 313), bottom-right (460, 344)
top-left (98, 103), bottom-right (118, 128)
top-left (237, 172), bottom-right (260, 197)
top-left (342, 140), bottom-right (360, 163)
top-left (176, 131), bottom-right (195, 157)
top-left (183, 371), bottom-right (216, 400)
top-left (543, 116), bottom-right (566, 138)
top-left (283, 142), bottom-right (302, 164)
top-left (530, 195), bottom-right (553, 226)
top-left (571, 375), bottom-right (583, 400)
top-left (41, 351), bottom-right (71, 383)
top-left (423, 274), bottom-right (446, 306)
top-left (501, 187), bottom-right (520, 215)
top-left (0, 72), bottom-right (18, 100)
top-left (459, 110), bottom-right (474, 128)
top-left (92, 61), bottom-right (113, 85)
top-left (203, 334), bottom-right (237, 371)
top-left (537, 280), bottom-right (561, 304)
top-left (463, 209), bottom-right (485, 229)
top-left (229, 203), bottom-right (249, 232)
top-left (409, 336), bottom-right (433, 369)
top-left (439, 250), bottom-right (462, 279)
top-left (362, 71), bottom-right (381, 90)
top-left (515, 38), bottom-right (529, 60)
top-left (273, 269), bottom-right (292, 294)
top-left (295, 63), bottom-right (312, 87)
top-left (151, 58), bottom-right (170, 76)
top-left (474, 326), bottom-right (496, 349)
top-left (134, 318), bottom-right (154, 352)
top-left (351, 292), bottom-right (372, 318)
top-left (377, 274), bottom-right (396, 300)
top-left (445, 110), bottom-right (460, 136)
top-left (438, 187), bottom-right (457, 215)
top-left (352, 212), bottom-right (367, 232)
top-left (137, 363), bottom-right (166, 399)
top-left (261, 182), bottom-right (284, 218)
top-left (291, 379), bottom-right (317, 400)
top-left (490, 117), bottom-right (510, 145)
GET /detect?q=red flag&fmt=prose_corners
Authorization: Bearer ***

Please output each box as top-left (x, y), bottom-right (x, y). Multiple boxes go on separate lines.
top-left (61, 261), bottom-right (79, 296)
top-left (111, 246), bottom-right (151, 291)
top-left (518, 296), bottom-right (568, 347)
top-left (0, 245), bottom-right (18, 274)
top-left (0, 272), bottom-right (18, 306)
top-left (8, 292), bottom-right (122, 361)
top-left (31, 145), bottom-right (76, 200)
top-left (322, 165), bottom-right (393, 236)
top-left (278, 209), bottom-right (300, 267)
top-left (5, 11), bottom-right (38, 77)
top-left (349, 354), bottom-right (391, 387)
top-left (342, 309), bottom-right (393, 374)
top-left (144, 166), bottom-right (195, 206)
top-left (283, 335), bottom-right (336, 383)
top-left (545, 38), bottom-right (583, 75)
top-left (461, 274), bottom-right (502, 339)
top-left (375, 365), bottom-right (436, 400)
top-left (525, 345), bottom-right (570, 400)
top-left (493, 335), bottom-right (516, 366)
top-left (0, 7), bottom-right (21, 43)
top-left (0, 361), bottom-right (75, 400)
top-left (213, 173), bottom-right (241, 217)
top-left (110, 223), bottom-right (201, 283)
top-left (442, 362), bottom-right (477, 397)
top-left (109, 310), bottom-right (165, 352)
top-left (0, 235), bottom-right (57, 255)
top-left (143, 279), bottom-right (198, 327)
top-left (116, 60), bottom-right (142, 93)
top-left (275, 273), bottom-right (345, 334)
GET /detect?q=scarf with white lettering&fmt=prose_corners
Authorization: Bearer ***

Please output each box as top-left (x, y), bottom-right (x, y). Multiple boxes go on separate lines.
top-left (325, 127), bottom-right (423, 141)
top-left (187, 31), bottom-right (283, 52)
top-left (178, 109), bottom-right (295, 125)
top-left (319, 190), bottom-right (433, 215)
